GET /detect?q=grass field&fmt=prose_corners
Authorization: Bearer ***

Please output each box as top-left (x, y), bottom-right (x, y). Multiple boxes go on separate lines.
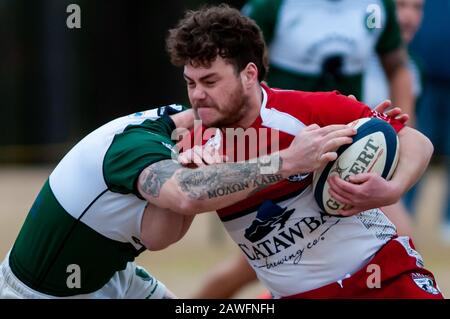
top-left (1, 165), bottom-right (448, 298)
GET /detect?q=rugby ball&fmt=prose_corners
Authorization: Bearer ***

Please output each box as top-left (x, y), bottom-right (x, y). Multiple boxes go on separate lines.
top-left (312, 117), bottom-right (399, 215)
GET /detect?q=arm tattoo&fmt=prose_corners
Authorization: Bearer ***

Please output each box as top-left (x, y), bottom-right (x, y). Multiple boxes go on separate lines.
top-left (176, 155), bottom-right (284, 200)
top-left (139, 160), bottom-right (182, 197)
top-left (249, 174), bottom-right (284, 196)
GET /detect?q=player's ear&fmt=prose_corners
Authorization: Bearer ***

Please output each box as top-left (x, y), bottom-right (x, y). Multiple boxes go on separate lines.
top-left (241, 63), bottom-right (258, 88)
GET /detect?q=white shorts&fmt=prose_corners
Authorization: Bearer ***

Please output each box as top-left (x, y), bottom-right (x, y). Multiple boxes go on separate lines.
top-left (0, 253), bottom-right (169, 299)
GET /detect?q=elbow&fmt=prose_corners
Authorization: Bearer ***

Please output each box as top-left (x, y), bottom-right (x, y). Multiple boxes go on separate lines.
top-left (412, 129), bottom-right (434, 164)
top-left (423, 134), bottom-right (434, 163)
top-left (143, 239), bottom-right (172, 252)
top-left (414, 127), bottom-right (434, 160)
top-left (401, 126), bottom-right (434, 160)
top-left (177, 199), bottom-right (198, 215)
top-left (172, 193), bottom-right (201, 216)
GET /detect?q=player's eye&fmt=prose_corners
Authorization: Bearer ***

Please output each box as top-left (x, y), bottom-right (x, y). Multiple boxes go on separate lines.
top-left (186, 81), bottom-right (196, 88)
top-left (204, 81), bottom-right (216, 87)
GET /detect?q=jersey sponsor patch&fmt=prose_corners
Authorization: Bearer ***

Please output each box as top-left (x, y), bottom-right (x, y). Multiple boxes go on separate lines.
top-left (411, 273), bottom-right (440, 295)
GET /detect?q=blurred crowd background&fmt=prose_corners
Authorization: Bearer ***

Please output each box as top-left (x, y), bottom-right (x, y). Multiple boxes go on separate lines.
top-left (0, 0), bottom-right (449, 298)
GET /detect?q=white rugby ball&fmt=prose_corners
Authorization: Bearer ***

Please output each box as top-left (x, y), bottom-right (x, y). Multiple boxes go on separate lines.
top-left (312, 117), bottom-right (399, 216)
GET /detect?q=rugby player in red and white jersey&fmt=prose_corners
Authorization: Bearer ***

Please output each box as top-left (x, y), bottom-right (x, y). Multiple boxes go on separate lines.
top-left (166, 5), bottom-right (443, 298)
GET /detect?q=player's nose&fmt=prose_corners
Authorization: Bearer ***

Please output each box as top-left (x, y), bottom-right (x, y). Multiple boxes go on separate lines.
top-left (191, 86), bottom-right (207, 101)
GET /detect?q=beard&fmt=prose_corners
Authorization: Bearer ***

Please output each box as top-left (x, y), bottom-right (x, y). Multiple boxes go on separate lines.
top-left (193, 82), bottom-right (248, 128)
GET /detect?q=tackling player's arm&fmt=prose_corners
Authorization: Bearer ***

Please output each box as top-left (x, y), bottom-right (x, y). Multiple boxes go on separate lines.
top-left (137, 155), bottom-right (284, 215)
top-left (138, 156), bottom-right (285, 251)
top-left (140, 202), bottom-right (195, 251)
top-left (137, 124), bottom-right (356, 215)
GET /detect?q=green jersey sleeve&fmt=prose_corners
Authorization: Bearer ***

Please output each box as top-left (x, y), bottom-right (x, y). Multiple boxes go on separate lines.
top-left (103, 116), bottom-right (177, 197)
top-left (242, 0), bottom-right (283, 44)
top-left (376, 0), bottom-right (403, 55)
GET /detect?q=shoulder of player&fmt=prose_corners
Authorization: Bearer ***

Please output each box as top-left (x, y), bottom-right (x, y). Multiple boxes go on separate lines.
top-left (264, 87), bottom-right (367, 127)
top-left (104, 117), bottom-right (176, 163)
top-left (265, 85), bottom-right (344, 113)
top-left (121, 116), bottom-right (174, 140)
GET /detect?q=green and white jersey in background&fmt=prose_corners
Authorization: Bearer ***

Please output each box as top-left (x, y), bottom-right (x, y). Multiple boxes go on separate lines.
top-left (363, 52), bottom-right (423, 108)
top-left (9, 106), bottom-right (183, 296)
top-left (243, 0), bottom-right (402, 99)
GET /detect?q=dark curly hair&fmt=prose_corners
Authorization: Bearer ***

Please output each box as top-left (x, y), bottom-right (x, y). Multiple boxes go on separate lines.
top-left (166, 4), bottom-right (268, 82)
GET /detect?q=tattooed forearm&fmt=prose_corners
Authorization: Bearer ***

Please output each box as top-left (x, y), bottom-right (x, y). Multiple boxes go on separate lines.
top-left (139, 160), bottom-right (182, 197)
top-left (176, 154), bottom-right (284, 200)
top-left (249, 174), bottom-right (284, 196)
top-left (140, 153), bottom-right (284, 204)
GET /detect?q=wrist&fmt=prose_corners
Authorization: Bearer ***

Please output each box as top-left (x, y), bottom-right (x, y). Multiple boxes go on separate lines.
top-left (256, 153), bottom-right (286, 177)
top-left (275, 150), bottom-right (293, 178)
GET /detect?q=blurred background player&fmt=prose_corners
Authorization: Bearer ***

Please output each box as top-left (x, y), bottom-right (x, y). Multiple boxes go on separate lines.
top-left (242, 0), bottom-right (415, 120)
top-left (363, 0), bottom-right (424, 245)
top-left (191, 250), bottom-right (261, 299)
top-left (402, 0), bottom-right (450, 243)
top-left (363, 0), bottom-right (424, 112)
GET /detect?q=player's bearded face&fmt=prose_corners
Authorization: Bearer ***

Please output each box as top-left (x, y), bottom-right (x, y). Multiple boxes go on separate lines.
top-left (185, 58), bottom-right (249, 128)
top-left (192, 80), bottom-right (247, 127)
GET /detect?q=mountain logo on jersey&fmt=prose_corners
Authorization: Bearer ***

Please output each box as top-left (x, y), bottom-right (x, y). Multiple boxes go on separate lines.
top-left (244, 200), bottom-right (295, 243)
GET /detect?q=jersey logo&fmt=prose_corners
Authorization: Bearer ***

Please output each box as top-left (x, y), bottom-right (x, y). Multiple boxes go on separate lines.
top-left (135, 267), bottom-right (154, 283)
top-left (132, 236), bottom-right (147, 254)
top-left (244, 200), bottom-right (295, 243)
top-left (157, 104), bottom-right (184, 116)
top-left (128, 109), bottom-right (158, 119)
top-left (132, 236), bottom-right (143, 245)
top-left (411, 273), bottom-right (440, 295)
top-left (287, 173), bottom-right (310, 182)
